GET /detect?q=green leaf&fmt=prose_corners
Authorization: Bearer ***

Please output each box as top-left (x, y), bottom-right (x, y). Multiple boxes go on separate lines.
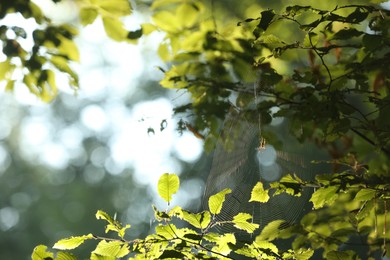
top-left (92, 241), bottom-right (129, 258)
top-left (31, 245), bottom-right (53, 260)
top-left (155, 224), bottom-right (177, 239)
top-left (256, 220), bottom-right (286, 241)
top-left (79, 7), bottom-right (98, 26)
top-left (102, 16), bottom-right (128, 41)
top-left (355, 188), bottom-right (376, 201)
top-left (180, 210), bottom-right (211, 230)
top-left (332, 28), bottom-right (363, 40)
top-left (310, 186), bottom-right (339, 209)
top-left (90, 253), bottom-right (116, 260)
top-left (208, 188), bottom-right (231, 215)
top-left (294, 248), bottom-right (314, 260)
top-left (55, 251), bottom-right (77, 260)
top-left (152, 11), bottom-right (180, 33)
top-left (232, 213), bottom-right (259, 233)
top-left (157, 173), bottom-right (180, 204)
top-left (159, 250), bottom-right (186, 259)
top-left (53, 234), bottom-right (94, 250)
top-left (249, 182), bottom-right (270, 203)
top-left (326, 250), bottom-right (356, 260)
top-left (96, 210), bottom-right (130, 238)
top-left (271, 174), bottom-right (302, 196)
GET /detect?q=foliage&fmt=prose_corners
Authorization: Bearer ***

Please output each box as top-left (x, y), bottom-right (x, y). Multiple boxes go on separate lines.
top-left (1, 0), bottom-right (390, 259)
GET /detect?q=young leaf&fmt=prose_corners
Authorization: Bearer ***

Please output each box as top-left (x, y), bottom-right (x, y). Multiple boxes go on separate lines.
top-left (310, 186), bottom-right (339, 209)
top-left (96, 210), bottom-right (130, 238)
top-left (180, 210), bottom-right (211, 230)
top-left (31, 245), bottom-right (54, 260)
top-left (232, 213), bottom-right (259, 234)
top-left (249, 182), bottom-right (270, 203)
top-left (53, 234), bottom-right (94, 250)
top-left (155, 224), bottom-right (177, 240)
top-left (208, 188), bottom-right (231, 215)
top-left (92, 241), bottom-right (129, 258)
top-left (157, 173), bottom-right (180, 204)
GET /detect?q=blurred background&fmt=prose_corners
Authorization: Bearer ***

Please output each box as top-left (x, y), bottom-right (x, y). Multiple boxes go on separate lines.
top-left (0, 0), bottom-right (209, 258)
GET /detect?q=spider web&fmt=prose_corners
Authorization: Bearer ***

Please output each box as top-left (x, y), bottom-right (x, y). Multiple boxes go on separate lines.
top-left (202, 108), bottom-right (327, 236)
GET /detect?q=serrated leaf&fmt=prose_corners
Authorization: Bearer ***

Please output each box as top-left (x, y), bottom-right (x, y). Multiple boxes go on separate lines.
top-left (310, 186), bottom-right (339, 209)
top-left (155, 224), bottom-right (177, 239)
top-left (31, 245), bottom-right (54, 260)
top-left (53, 234), bottom-right (94, 250)
top-left (180, 210), bottom-right (211, 230)
top-left (208, 188), bottom-right (231, 215)
top-left (157, 173), bottom-right (180, 204)
top-left (250, 182), bottom-right (270, 203)
top-left (92, 241), bottom-right (129, 258)
top-left (355, 188), bottom-right (376, 201)
top-left (232, 213), bottom-right (259, 233)
top-left (96, 210), bottom-right (130, 238)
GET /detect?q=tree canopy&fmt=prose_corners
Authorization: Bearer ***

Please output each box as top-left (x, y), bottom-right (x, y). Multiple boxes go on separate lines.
top-left (1, 0), bottom-right (390, 259)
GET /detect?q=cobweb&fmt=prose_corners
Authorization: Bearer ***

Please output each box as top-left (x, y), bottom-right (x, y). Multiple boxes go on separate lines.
top-left (202, 108), bottom-right (327, 237)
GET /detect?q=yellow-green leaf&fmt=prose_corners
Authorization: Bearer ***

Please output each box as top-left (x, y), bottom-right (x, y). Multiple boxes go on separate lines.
top-left (96, 0), bottom-right (132, 16)
top-left (176, 4), bottom-right (199, 28)
top-left (180, 210), bottom-right (211, 229)
top-left (92, 240), bottom-right (129, 258)
top-left (256, 220), bottom-right (286, 241)
top-left (57, 35), bottom-right (80, 61)
top-left (53, 234), bottom-right (94, 250)
top-left (208, 188), bottom-right (231, 215)
top-left (157, 173), bottom-right (180, 204)
top-left (355, 188), bottom-right (376, 201)
top-left (310, 186), bottom-right (339, 209)
top-left (102, 16), bottom-right (128, 41)
top-left (152, 11), bottom-right (179, 33)
top-left (249, 182), bottom-right (269, 203)
top-left (155, 224), bottom-right (177, 239)
top-left (96, 210), bottom-right (130, 238)
top-left (232, 213), bottom-right (259, 233)
top-left (56, 251), bottom-right (77, 260)
top-left (79, 7), bottom-right (98, 26)
top-left (31, 245), bottom-right (53, 260)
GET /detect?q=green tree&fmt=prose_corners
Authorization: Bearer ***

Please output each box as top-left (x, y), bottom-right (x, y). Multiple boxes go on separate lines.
top-left (1, 0), bottom-right (389, 259)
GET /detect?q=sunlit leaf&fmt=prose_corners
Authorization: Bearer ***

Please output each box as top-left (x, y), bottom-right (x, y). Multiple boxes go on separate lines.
top-left (92, 240), bottom-right (129, 258)
top-left (232, 213), bottom-right (259, 233)
top-left (157, 173), bottom-right (180, 204)
top-left (176, 4), bottom-right (199, 28)
top-left (249, 182), bottom-right (270, 203)
top-left (55, 251), bottom-right (77, 260)
top-left (102, 16), bottom-right (128, 41)
top-left (31, 245), bottom-right (53, 260)
top-left (95, 210), bottom-right (130, 238)
top-left (79, 7), bottom-right (98, 26)
top-left (179, 210), bottom-right (211, 229)
top-left (53, 234), bottom-right (94, 250)
top-left (310, 186), bottom-right (339, 209)
top-left (208, 188), bottom-right (231, 215)
top-left (155, 224), bottom-right (177, 239)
